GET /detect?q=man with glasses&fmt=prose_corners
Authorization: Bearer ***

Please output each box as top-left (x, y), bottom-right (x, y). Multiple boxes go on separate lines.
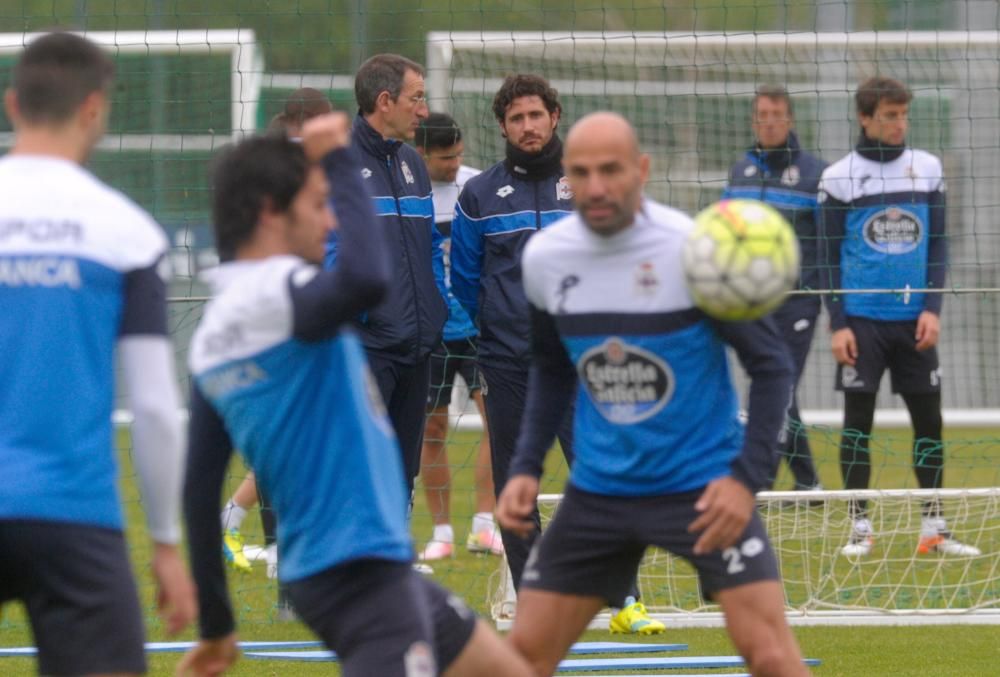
top-left (328, 54), bottom-right (448, 504)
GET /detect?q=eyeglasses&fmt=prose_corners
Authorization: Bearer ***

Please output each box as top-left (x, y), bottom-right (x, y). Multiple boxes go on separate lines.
top-left (407, 95), bottom-right (427, 105)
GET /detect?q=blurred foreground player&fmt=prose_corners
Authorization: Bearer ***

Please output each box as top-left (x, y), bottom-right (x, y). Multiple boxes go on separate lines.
top-left (497, 112), bottom-right (808, 676)
top-left (0, 32), bottom-right (195, 676)
top-left (179, 113), bottom-right (533, 677)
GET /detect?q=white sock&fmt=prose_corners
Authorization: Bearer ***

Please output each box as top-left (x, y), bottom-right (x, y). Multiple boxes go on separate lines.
top-left (853, 518), bottom-right (873, 536)
top-left (221, 500), bottom-right (247, 532)
top-left (432, 524), bottom-right (454, 544)
top-left (921, 517), bottom-right (947, 537)
top-left (471, 511), bottom-right (495, 534)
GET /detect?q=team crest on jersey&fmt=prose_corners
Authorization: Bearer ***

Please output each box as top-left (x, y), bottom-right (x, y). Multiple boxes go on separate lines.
top-left (556, 176), bottom-right (573, 201)
top-left (862, 206), bottom-right (922, 254)
top-left (780, 165), bottom-right (800, 187)
top-left (634, 262), bottom-right (658, 295)
top-left (400, 161), bottom-right (415, 185)
top-left (906, 165), bottom-right (919, 179)
top-left (743, 165), bottom-right (757, 177)
top-left (361, 168), bottom-right (372, 179)
top-left (578, 337), bottom-right (674, 424)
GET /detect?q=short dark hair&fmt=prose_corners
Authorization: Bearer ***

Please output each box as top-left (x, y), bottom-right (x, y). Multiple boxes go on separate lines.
top-left (753, 84), bottom-right (794, 117)
top-left (267, 87), bottom-right (333, 134)
top-left (491, 73), bottom-right (561, 123)
top-left (211, 135), bottom-right (308, 260)
top-left (415, 112), bottom-right (462, 150)
top-left (12, 32), bottom-right (115, 124)
top-left (354, 54), bottom-right (424, 115)
top-left (856, 76), bottom-right (912, 117)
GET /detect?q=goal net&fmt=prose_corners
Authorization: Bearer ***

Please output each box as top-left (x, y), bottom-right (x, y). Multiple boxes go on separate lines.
top-left (489, 488), bottom-right (1000, 628)
top-left (427, 30), bottom-right (1000, 426)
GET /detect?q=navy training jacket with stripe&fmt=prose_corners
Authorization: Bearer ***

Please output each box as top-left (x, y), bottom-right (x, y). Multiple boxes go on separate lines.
top-left (325, 115), bottom-right (448, 363)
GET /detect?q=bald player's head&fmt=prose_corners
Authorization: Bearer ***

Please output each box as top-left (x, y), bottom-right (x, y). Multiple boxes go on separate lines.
top-left (563, 112), bottom-right (648, 236)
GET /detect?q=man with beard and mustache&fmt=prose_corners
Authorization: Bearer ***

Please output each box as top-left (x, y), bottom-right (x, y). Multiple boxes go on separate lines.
top-left (450, 75), bottom-right (662, 634)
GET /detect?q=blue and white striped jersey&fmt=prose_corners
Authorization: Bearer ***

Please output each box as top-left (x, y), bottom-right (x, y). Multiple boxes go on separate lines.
top-left (512, 199), bottom-right (792, 496)
top-left (188, 256), bottom-right (412, 583)
top-left (0, 155), bottom-right (170, 530)
top-left (819, 148), bottom-right (947, 327)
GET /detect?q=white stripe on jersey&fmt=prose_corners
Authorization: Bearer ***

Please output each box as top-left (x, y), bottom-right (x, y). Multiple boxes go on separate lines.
top-left (521, 198), bottom-right (696, 315)
top-left (189, 256), bottom-right (307, 374)
top-left (820, 148), bottom-right (943, 203)
top-left (0, 155), bottom-right (167, 271)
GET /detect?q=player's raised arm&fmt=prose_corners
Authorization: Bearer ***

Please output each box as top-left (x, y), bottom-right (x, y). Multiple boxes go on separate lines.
top-left (290, 113), bottom-right (392, 341)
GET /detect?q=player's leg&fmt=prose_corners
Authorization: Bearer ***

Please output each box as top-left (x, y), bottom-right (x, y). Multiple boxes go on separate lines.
top-left (12, 521), bottom-right (147, 677)
top-left (479, 363), bottom-right (538, 588)
top-left (892, 337), bottom-right (979, 555)
top-left (466, 363), bottom-right (503, 555)
top-left (774, 300), bottom-right (821, 490)
top-left (836, 318), bottom-right (887, 555)
top-left (420, 404), bottom-right (455, 560)
top-left (508, 484), bottom-right (648, 674)
top-left (508, 589), bottom-right (605, 676)
top-left (716, 581), bottom-right (809, 677)
top-left (221, 472), bottom-right (257, 573)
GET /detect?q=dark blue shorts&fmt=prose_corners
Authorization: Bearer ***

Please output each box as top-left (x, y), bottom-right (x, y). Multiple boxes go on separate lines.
top-left (427, 338), bottom-right (480, 409)
top-left (0, 520), bottom-right (146, 676)
top-left (835, 317), bottom-right (941, 394)
top-left (285, 559), bottom-right (477, 676)
top-left (521, 484), bottom-right (780, 605)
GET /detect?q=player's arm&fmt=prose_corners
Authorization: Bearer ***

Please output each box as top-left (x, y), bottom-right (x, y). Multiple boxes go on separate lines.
top-left (450, 191), bottom-right (484, 321)
top-left (431, 218), bottom-right (450, 303)
top-left (118, 256), bottom-right (196, 635)
top-left (817, 182), bottom-right (857, 364)
top-left (290, 130), bottom-right (391, 341)
top-left (916, 180), bottom-right (947, 350)
top-left (497, 305), bottom-right (577, 536)
top-left (181, 384), bottom-right (239, 671)
top-left (688, 317), bottom-right (793, 554)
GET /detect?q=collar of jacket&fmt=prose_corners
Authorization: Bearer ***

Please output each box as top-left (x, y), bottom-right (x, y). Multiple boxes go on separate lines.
top-left (855, 131), bottom-right (905, 163)
top-left (504, 134), bottom-right (563, 181)
top-left (353, 113), bottom-right (403, 158)
top-left (746, 130), bottom-right (801, 175)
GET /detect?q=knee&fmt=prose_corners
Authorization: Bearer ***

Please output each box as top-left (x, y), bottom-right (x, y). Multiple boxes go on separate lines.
top-left (743, 638), bottom-right (799, 677)
top-left (507, 631), bottom-right (557, 677)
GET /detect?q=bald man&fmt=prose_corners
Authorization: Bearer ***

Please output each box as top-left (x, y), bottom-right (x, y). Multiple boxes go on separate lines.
top-left (497, 113), bottom-right (809, 676)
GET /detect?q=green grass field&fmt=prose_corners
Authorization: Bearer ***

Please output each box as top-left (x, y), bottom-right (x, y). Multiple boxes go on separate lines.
top-left (1, 426), bottom-right (999, 675)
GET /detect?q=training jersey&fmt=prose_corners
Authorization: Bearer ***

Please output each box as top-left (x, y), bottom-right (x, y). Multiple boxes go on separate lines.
top-left (510, 199), bottom-right (792, 496)
top-left (0, 155), bottom-right (169, 530)
top-left (188, 257), bottom-right (412, 585)
top-left (723, 131), bottom-right (827, 295)
top-left (819, 146), bottom-right (947, 328)
top-left (433, 165), bottom-right (480, 341)
top-left (450, 157), bottom-right (574, 369)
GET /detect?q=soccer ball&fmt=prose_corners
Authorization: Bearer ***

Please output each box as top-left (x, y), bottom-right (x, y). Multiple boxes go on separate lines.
top-left (682, 199), bottom-right (800, 322)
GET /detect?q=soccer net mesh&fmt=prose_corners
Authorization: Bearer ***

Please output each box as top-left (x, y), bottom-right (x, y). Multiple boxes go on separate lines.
top-left (489, 489), bottom-right (1000, 628)
top-left (2, 8), bottom-right (1000, 646)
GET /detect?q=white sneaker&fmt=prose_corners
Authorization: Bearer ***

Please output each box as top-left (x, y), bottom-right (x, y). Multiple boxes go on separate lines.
top-left (841, 519), bottom-right (874, 557)
top-left (918, 534), bottom-right (981, 557)
top-left (466, 528), bottom-right (505, 556)
top-left (419, 540), bottom-right (455, 561)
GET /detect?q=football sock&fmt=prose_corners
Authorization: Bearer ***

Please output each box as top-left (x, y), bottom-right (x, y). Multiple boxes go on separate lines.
top-left (221, 499), bottom-right (247, 532)
top-left (432, 524), bottom-right (454, 544)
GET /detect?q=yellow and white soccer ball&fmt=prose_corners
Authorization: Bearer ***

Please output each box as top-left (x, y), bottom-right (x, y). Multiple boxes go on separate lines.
top-left (682, 199), bottom-right (800, 322)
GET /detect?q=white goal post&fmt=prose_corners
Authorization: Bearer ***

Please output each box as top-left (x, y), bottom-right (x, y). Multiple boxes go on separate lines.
top-left (489, 488), bottom-right (1000, 628)
top-left (0, 29), bottom-right (263, 143)
top-left (425, 30), bottom-right (1000, 425)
